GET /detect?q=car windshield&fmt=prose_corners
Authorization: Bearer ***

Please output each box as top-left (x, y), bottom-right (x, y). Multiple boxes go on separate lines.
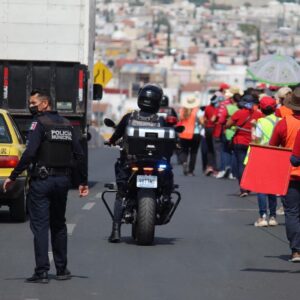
top-left (0, 115), bottom-right (12, 143)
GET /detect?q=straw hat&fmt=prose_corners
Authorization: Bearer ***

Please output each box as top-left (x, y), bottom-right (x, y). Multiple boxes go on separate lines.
top-left (276, 86), bottom-right (292, 99)
top-left (225, 86), bottom-right (244, 98)
top-left (182, 96), bottom-right (200, 109)
top-left (284, 87), bottom-right (300, 111)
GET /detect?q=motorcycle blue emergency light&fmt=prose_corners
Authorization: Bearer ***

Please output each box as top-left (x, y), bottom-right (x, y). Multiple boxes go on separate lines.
top-left (158, 164), bottom-right (167, 170)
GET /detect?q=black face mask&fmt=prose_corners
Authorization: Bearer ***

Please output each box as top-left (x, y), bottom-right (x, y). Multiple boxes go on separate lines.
top-left (29, 105), bottom-right (39, 116)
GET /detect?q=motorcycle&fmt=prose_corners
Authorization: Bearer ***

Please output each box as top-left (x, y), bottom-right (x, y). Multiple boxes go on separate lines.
top-left (102, 118), bottom-right (183, 245)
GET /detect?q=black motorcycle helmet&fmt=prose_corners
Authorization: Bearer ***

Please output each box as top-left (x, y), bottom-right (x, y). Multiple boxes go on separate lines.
top-left (160, 94), bottom-right (169, 108)
top-left (137, 83), bottom-right (163, 113)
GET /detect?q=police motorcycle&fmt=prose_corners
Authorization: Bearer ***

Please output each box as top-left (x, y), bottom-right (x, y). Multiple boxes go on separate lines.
top-left (102, 118), bottom-right (183, 245)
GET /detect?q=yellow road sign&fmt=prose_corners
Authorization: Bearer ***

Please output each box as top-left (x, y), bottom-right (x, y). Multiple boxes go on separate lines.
top-left (93, 61), bottom-right (113, 87)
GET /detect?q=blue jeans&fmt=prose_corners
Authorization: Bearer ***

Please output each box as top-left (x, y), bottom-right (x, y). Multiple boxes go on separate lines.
top-left (220, 134), bottom-right (232, 171)
top-left (282, 181), bottom-right (300, 252)
top-left (257, 193), bottom-right (277, 217)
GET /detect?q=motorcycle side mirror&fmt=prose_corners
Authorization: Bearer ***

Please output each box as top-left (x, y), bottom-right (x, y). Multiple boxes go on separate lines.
top-left (175, 125), bottom-right (185, 133)
top-left (104, 118), bottom-right (116, 128)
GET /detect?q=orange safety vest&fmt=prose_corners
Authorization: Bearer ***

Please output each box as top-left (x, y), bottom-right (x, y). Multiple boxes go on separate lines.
top-left (285, 115), bottom-right (300, 179)
top-left (179, 107), bottom-right (198, 140)
top-left (279, 105), bottom-right (293, 118)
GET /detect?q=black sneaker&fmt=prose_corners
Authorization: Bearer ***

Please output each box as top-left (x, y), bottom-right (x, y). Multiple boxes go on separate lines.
top-left (56, 269), bottom-right (71, 280)
top-left (26, 272), bottom-right (48, 284)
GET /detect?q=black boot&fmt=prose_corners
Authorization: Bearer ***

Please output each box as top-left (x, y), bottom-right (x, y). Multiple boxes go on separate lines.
top-left (108, 222), bottom-right (121, 243)
top-left (26, 272), bottom-right (48, 284)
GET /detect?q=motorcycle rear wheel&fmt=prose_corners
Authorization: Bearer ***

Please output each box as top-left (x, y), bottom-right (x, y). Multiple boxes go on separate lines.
top-left (136, 189), bottom-right (156, 245)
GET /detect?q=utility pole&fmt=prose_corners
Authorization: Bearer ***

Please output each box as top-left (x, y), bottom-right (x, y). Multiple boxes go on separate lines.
top-left (256, 26), bottom-right (261, 60)
top-left (155, 14), bottom-right (172, 56)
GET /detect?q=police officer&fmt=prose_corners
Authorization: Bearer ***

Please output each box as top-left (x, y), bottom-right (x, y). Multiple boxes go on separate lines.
top-left (106, 83), bottom-right (174, 243)
top-left (3, 89), bottom-right (89, 283)
top-left (158, 94), bottom-right (178, 122)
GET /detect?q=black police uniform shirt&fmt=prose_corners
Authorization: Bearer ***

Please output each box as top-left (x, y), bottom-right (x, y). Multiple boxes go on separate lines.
top-left (9, 111), bottom-right (87, 185)
top-left (110, 111), bottom-right (165, 144)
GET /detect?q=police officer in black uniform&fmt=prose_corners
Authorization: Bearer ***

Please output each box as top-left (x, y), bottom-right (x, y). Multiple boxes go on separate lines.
top-left (106, 84), bottom-right (174, 243)
top-left (3, 89), bottom-right (89, 283)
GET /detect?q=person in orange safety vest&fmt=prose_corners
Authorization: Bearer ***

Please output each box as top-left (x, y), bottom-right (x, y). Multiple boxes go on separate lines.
top-left (178, 96), bottom-right (202, 176)
top-left (269, 87), bottom-right (300, 262)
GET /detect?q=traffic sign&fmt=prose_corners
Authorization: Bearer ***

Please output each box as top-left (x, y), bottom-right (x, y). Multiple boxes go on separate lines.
top-left (93, 61), bottom-right (113, 87)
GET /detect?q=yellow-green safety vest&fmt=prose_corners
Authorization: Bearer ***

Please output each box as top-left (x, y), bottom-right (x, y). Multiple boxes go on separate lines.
top-left (244, 114), bottom-right (281, 165)
top-left (225, 104), bottom-right (239, 141)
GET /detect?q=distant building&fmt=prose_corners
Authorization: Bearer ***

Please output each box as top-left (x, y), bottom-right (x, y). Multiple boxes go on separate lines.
top-left (210, 0), bottom-right (267, 6)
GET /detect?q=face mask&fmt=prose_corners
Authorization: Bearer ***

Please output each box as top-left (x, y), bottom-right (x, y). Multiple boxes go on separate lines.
top-left (244, 103), bottom-right (254, 109)
top-left (29, 105), bottom-right (39, 115)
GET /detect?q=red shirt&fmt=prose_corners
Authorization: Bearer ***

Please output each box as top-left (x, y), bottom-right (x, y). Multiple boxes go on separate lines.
top-left (218, 98), bottom-right (233, 125)
top-left (231, 108), bottom-right (263, 146)
top-left (292, 129), bottom-right (300, 157)
top-left (204, 105), bottom-right (217, 128)
top-left (275, 108), bottom-right (281, 118)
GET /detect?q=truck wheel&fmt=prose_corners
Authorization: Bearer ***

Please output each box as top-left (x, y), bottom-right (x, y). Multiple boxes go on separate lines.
top-left (10, 188), bottom-right (26, 222)
top-left (136, 190), bottom-right (156, 245)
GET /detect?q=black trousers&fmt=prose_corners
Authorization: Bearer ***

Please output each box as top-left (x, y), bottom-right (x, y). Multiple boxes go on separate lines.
top-left (179, 134), bottom-right (201, 173)
top-left (27, 175), bottom-right (70, 274)
top-left (283, 181), bottom-right (300, 252)
top-left (205, 127), bottom-right (215, 169)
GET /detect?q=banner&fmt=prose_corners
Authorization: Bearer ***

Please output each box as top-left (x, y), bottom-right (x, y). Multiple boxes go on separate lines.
top-left (241, 144), bottom-right (292, 196)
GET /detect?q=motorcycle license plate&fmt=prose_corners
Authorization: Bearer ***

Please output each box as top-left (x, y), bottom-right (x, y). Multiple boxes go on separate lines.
top-left (136, 175), bottom-right (158, 188)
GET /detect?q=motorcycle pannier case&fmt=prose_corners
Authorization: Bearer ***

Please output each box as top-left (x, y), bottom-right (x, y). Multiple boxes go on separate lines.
top-left (125, 126), bottom-right (176, 157)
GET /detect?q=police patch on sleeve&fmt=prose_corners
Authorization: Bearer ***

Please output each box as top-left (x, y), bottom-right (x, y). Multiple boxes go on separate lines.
top-left (30, 122), bottom-right (38, 131)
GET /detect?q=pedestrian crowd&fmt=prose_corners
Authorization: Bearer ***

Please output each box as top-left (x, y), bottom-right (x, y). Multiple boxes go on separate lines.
top-left (176, 82), bottom-right (300, 262)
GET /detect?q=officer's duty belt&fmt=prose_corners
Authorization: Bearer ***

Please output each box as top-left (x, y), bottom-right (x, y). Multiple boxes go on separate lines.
top-left (32, 167), bottom-right (71, 179)
top-left (47, 168), bottom-right (71, 176)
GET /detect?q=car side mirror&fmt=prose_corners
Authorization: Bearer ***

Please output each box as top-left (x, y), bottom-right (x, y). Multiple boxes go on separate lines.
top-left (104, 118), bottom-right (116, 128)
top-left (93, 84), bottom-right (103, 100)
top-left (87, 132), bottom-right (92, 141)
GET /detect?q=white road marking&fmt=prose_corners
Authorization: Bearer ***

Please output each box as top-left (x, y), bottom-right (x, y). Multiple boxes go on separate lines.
top-left (67, 223), bottom-right (76, 235)
top-left (82, 202), bottom-right (96, 210)
top-left (216, 208), bottom-right (257, 212)
top-left (48, 252), bottom-right (53, 263)
top-left (95, 192), bottom-right (102, 199)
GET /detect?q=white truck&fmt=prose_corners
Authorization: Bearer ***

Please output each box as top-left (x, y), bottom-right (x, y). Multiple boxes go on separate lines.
top-left (0, 0), bottom-right (99, 184)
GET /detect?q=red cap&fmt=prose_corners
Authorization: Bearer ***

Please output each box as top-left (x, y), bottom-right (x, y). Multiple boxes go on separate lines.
top-left (219, 82), bottom-right (230, 90)
top-left (260, 96), bottom-right (276, 110)
top-left (257, 83), bottom-right (267, 89)
top-left (269, 85), bottom-right (280, 91)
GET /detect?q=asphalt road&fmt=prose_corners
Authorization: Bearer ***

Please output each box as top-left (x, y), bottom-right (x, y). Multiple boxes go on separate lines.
top-left (1, 146), bottom-right (300, 300)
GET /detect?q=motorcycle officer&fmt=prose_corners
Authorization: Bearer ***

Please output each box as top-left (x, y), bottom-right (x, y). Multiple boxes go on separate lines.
top-left (106, 83), bottom-right (174, 243)
top-left (158, 94), bottom-right (178, 124)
